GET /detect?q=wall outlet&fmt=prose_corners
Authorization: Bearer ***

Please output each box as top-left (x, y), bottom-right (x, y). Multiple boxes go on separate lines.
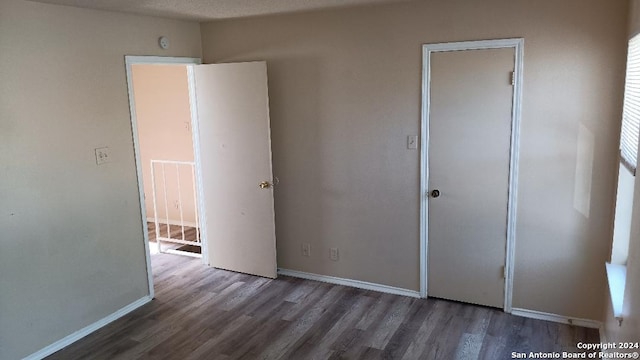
top-left (302, 243), bottom-right (311, 257)
top-left (95, 147), bottom-right (111, 165)
top-left (330, 248), bottom-right (339, 261)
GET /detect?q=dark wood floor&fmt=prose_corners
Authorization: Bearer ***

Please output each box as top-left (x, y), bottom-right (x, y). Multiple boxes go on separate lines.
top-left (47, 254), bottom-right (599, 360)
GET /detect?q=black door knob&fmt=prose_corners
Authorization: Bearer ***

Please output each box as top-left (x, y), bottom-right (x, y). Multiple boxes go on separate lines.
top-left (431, 189), bottom-right (440, 198)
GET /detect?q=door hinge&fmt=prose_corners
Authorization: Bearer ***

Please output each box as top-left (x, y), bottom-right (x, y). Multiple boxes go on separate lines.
top-left (510, 71), bottom-right (515, 86)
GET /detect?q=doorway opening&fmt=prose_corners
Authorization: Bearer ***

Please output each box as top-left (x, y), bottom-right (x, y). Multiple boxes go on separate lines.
top-left (126, 57), bottom-right (278, 298)
top-left (129, 63), bottom-right (202, 258)
top-left (125, 56), bottom-right (207, 295)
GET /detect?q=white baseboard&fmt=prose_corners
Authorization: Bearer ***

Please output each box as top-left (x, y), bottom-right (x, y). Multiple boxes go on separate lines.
top-left (146, 217), bottom-right (198, 228)
top-left (277, 268), bottom-right (421, 298)
top-left (511, 308), bottom-right (602, 329)
top-left (23, 295), bottom-right (152, 360)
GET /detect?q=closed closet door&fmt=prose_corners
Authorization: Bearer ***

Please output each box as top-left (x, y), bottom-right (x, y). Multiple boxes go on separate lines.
top-left (427, 48), bottom-right (514, 308)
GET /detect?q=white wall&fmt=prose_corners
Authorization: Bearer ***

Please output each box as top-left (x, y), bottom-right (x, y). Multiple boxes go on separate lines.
top-left (0, 1), bottom-right (201, 358)
top-left (200, 0), bottom-right (628, 321)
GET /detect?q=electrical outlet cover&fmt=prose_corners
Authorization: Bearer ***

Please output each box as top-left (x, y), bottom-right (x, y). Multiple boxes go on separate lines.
top-left (330, 248), bottom-right (339, 261)
top-left (95, 147), bottom-right (110, 165)
top-left (302, 243), bottom-right (311, 257)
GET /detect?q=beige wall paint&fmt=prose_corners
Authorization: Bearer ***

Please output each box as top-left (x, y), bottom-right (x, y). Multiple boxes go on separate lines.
top-left (131, 64), bottom-right (197, 225)
top-left (632, 0), bottom-right (640, 38)
top-left (200, 0), bottom-right (628, 320)
top-left (603, 0), bottom-right (640, 344)
top-left (0, 0), bottom-right (201, 358)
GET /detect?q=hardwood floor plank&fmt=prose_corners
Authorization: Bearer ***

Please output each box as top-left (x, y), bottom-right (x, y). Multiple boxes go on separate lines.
top-left (454, 333), bottom-right (485, 360)
top-left (281, 288), bottom-right (363, 359)
top-left (113, 324), bottom-right (189, 360)
top-left (46, 254), bottom-right (600, 360)
top-left (454, 306), bottom-right (492, 360)
top-left (219, 303), bottom-right (294, 358)
top-left (356, 346), bottom-right (384, 359)
top-left (354, 293), bottom-right (396, 331)
top-left (477, 333), bottom-right (508, 360)
top-left (382, 299), bottom-right (434, 359)
top-left (280, 281), bottom-right (336, 321)
top-left (313, 293), bottom-right (378, 355)
top-left (147, 327), bottom-right (220, 360)
top-left (420, 310), bottom-right (468, 359)
top-left (327, 327), bottom-right (367, 359)
top-left (182, 315), bottom-right (253, 360)
top-left (256, 286), bottom-right (347, 359)
top-left (400, 300), bottom-right (449, 359)
top-left (367, 296), bottom-right (414, 350)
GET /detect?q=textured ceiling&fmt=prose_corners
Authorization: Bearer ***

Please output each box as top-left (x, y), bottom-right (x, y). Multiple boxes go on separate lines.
top-left (30, 0), bottom-right (411, 21)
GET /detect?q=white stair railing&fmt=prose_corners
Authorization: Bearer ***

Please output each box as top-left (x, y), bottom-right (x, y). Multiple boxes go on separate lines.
top-left (150, 159), bottom-right (201, 258)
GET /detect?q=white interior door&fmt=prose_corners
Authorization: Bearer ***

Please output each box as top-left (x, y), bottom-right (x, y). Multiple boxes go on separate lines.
top-left (427, 48), bottom-right (514, 308)
top-left (192, 61), bottom-right (277, 279)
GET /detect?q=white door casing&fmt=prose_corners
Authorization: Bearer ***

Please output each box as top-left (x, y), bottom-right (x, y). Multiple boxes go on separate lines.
top-left (420, 39), bottom-right (524, 312)
top-left (125, 55), bottom-right (203, 299)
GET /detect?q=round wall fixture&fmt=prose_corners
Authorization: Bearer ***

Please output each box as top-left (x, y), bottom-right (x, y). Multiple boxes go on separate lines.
top-left (158, 36), bottom-right (170, 50)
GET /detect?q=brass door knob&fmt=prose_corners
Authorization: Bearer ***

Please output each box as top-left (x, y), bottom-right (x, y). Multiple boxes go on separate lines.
top-left (259, 181), bottom-right (271, 189)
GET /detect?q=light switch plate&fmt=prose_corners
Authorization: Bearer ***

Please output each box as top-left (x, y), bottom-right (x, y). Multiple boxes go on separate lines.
top-left (407, 135), bottom-right (418, 150)
top-left (95, 147), bottom-right (111, 165)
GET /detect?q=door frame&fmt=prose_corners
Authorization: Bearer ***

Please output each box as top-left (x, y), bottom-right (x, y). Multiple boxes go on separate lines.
top-left (124, 55), bottom-right (204, 298)
top-left (419, 38), bottom-right (524, 312)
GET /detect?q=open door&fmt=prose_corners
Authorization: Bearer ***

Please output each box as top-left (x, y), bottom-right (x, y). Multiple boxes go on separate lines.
top-left (191, 61), bottom-right (277, 279)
